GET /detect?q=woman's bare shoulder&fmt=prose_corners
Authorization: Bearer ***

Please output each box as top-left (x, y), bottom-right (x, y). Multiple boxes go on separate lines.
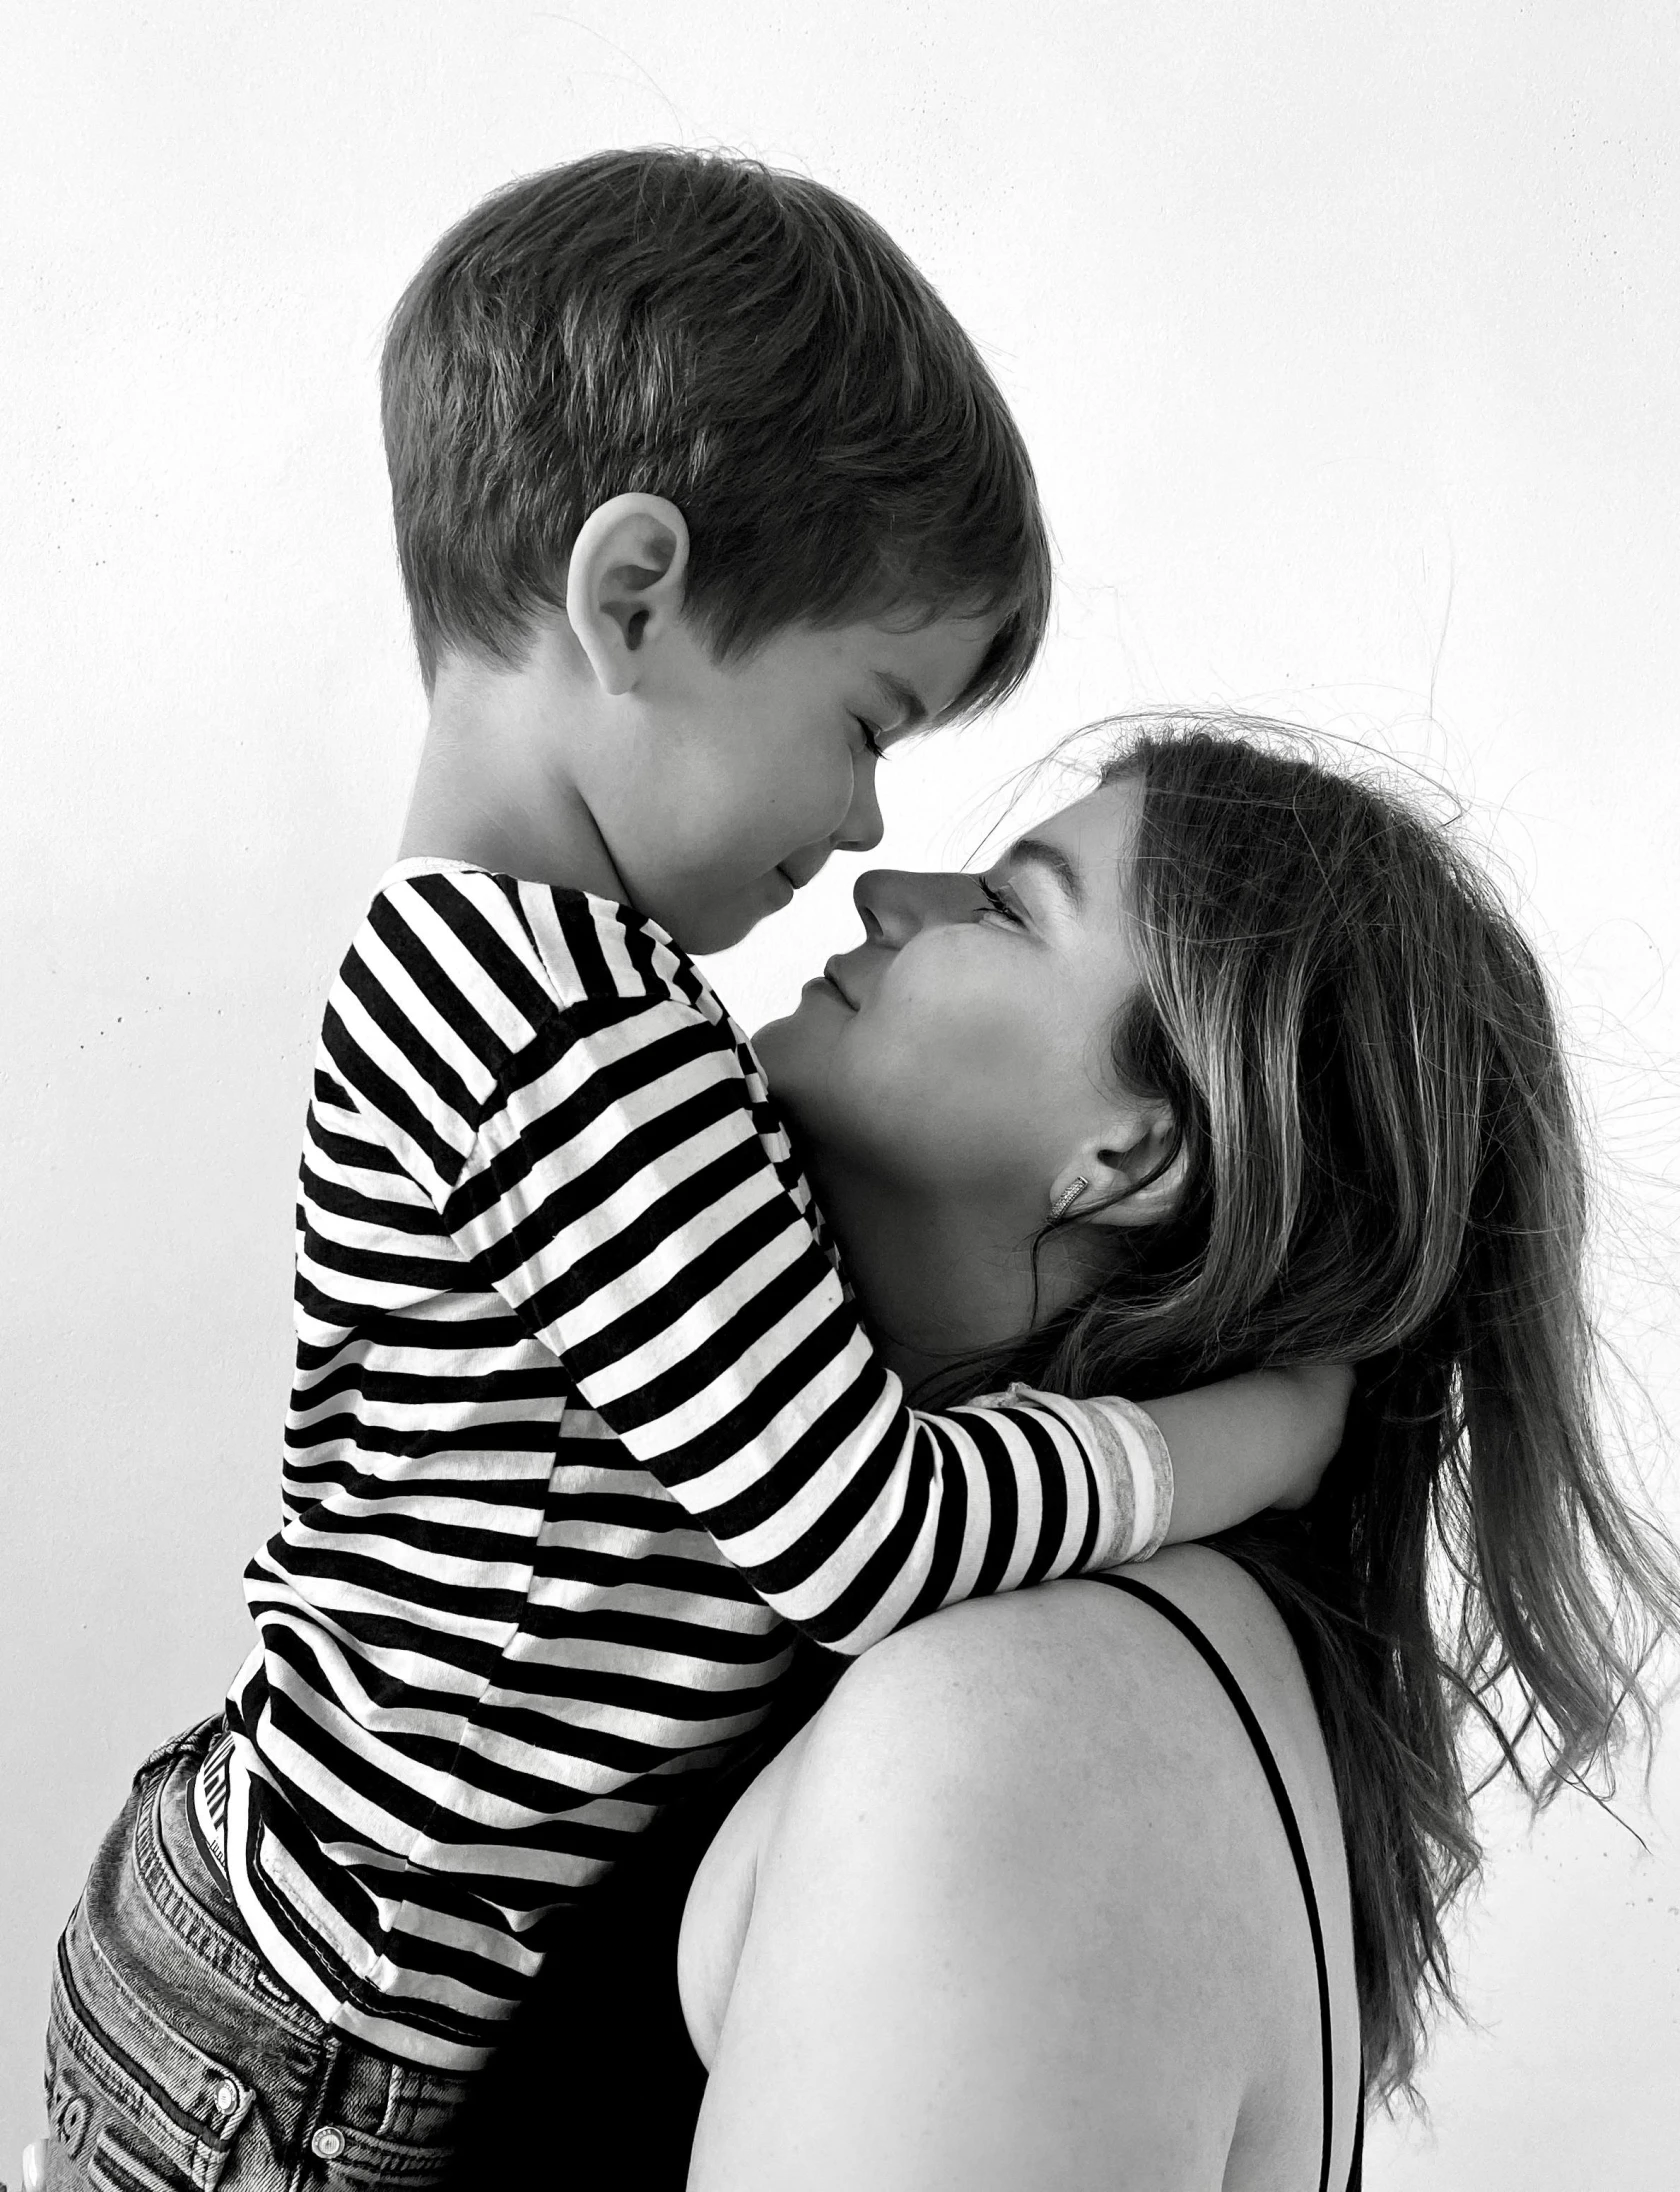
top-left (687, 1548), bottom-right (1340, 1986)
top-left (833, 1550), bottom-right (1340, 1875)
top-left (838, 1547), bottom-right (1355, 2014)
top-left (682, 1550), bottom-right (1360, 2188)
top-left (816, 1545), bottom-right (1334, 1807)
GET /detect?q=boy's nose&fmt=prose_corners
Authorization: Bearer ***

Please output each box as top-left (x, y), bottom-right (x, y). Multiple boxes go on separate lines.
top-left (835, 756), bottom-right (884, 854)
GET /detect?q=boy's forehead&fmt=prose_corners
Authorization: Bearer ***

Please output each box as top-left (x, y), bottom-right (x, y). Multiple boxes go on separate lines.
top-left (850, 607), bottom-right (1002, 716)
top-left (863, 602), bottom-right (1001, 648)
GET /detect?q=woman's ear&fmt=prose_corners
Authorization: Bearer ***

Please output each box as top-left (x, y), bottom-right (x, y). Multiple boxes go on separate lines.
top-left (1049, 1099), bottom-right (1186, 1229)
top-left (565, 494), bottom-right (691, 696)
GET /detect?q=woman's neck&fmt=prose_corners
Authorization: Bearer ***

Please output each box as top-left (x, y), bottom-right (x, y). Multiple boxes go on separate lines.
top-left (804, 1156), bottom-right (1108, 1398)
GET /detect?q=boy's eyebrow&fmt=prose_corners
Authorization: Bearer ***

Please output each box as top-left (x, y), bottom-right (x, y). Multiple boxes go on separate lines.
top-left (874, 671), bottom-right (930, 729)
top-left (1004, 835), bottom-right (1087, 913)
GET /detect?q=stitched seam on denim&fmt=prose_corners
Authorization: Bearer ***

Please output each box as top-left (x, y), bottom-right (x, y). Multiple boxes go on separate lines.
top-left (296, 2117), bottom-right (461, 2187)
top-left (52, 1934), bottom-right (217, 2165)
top-left (88, 2123), bottom-right (186, 2192)
top-left (135, 1763), bottom-right (321, 2042)
top-left (377, 2061), bottom-right (473, 2146)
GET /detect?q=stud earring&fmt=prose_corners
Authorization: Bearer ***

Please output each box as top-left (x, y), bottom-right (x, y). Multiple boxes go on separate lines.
top-left (1048, 1176), bottom-right (1089, 1223)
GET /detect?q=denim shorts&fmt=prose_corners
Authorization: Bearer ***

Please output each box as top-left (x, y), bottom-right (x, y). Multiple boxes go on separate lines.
top-left (42, 1718), bottom-right (474, 2190)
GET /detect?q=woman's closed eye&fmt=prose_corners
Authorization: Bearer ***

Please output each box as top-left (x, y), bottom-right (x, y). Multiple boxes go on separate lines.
top-left (975, 875), bottom-right (1025, 927)
top-left (854, 719), bottom-right (887, 760)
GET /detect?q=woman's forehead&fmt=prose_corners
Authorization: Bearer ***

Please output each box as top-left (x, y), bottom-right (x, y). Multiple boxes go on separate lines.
top-left (1006, 776), bottom-right (1141, 894)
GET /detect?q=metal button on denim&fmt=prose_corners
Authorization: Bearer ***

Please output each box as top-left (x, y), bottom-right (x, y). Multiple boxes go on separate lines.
top-left (311, 2125), bottom-right (346, 2160)
top-left (214, 2078), bottom-right (240, 2115)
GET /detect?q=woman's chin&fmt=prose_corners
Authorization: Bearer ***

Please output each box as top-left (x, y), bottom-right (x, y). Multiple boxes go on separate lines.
top-left (754, 981), bottom-right (841, 1081)
top-left (752, 1009), bottom-right (820, 1112)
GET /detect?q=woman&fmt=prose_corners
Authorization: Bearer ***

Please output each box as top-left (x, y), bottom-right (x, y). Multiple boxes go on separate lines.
top-left (684, 717), bottom-right (1676, 2188)
top-left (446, 716), bottom-right (1675, 2187)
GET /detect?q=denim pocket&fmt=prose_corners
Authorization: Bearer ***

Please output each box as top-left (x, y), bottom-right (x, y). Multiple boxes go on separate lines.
top-left (49, 1736), bottom-right (475, 2190)
top-left (47, 1924), bottom-right (252, 2190)
top-left (375, 2064), bottom-right (473, 2160)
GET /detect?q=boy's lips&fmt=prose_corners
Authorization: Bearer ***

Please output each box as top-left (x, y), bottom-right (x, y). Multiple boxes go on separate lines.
top-left (817, 958), bottom-right (857, 1009)
top-left (777, 852), bottom-right (832, 892)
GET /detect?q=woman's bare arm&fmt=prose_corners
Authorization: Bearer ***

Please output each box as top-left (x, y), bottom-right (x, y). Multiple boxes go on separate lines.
top-left (682, 1549), bottom-right (1358, 2191)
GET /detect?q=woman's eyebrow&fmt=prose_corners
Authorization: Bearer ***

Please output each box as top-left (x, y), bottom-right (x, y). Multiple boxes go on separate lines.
top-left (1004, 836), bottom-right (1086, 913)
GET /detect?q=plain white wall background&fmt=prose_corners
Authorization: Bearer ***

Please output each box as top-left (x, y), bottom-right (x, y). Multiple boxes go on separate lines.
top-left (5, 2), bottom-right (1678, 2181)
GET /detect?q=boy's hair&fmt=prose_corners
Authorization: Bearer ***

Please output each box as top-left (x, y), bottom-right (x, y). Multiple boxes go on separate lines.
top-left (381, 148), bottom-right (1052, 702)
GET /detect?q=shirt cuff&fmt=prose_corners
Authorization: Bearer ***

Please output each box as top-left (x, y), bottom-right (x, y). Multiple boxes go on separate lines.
top-left (1006, 1386), bottom-right (1174, 1565)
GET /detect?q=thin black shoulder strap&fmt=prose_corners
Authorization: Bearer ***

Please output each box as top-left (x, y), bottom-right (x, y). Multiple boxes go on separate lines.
top-left (1085, 1572), bottom-right (1362, 2192)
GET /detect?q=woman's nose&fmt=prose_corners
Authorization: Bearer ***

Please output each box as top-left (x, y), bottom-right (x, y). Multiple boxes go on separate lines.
top-left (852, 866), bottom-right (972, 944)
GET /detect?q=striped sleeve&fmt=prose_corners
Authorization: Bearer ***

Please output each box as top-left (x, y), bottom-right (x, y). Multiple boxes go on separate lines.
top-left (350, 868), bottom-right (1173, 1655)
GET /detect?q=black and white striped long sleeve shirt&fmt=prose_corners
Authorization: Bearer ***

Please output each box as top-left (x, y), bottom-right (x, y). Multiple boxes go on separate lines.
top-left (195, 860), bottom-right (1172, 2068)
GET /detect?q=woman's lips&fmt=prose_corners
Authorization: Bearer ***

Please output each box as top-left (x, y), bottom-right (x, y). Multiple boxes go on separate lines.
top-left (817, 959), bottom-right (856, 1008)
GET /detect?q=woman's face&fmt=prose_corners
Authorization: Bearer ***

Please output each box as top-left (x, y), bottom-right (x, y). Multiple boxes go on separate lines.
top-left (755, 776), bottom-right (1149, 1220)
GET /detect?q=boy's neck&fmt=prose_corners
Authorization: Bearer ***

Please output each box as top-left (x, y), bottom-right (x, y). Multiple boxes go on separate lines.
top-left (397, 648), bottom-right (623, 897)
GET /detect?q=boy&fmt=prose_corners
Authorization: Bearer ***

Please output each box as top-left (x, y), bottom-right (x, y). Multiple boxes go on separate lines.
top-left (39, 149), bottom-right (1346, 2190)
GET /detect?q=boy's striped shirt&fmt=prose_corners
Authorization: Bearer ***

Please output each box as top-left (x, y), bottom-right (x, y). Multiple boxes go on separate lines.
top-left (197, 860), bottom-right (1172, 2068)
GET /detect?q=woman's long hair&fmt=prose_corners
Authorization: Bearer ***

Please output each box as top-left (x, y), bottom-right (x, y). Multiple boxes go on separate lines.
top-left (974, 717), bottom-right (1678, 2098)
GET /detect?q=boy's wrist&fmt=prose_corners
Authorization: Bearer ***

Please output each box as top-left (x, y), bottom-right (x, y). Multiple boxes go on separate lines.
top-left (1091, 1396), bottom-right (1175, 1562)
top-left (1007, 1388), bottom-right (1174, 1565)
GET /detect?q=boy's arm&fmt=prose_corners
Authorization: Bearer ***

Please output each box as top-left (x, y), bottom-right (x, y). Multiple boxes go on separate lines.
top-left (1004, 1363), bottom-right (1351, 1566)
top-left (350, 874), bottom-right (1336, 1653)
top-left (1135, 1363), bottom-right (1354, 1546)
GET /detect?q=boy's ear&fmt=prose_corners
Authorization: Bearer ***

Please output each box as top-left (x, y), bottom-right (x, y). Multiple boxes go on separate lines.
top-left (565, 494), bottom-right (691, 696)
top-left (1049, 1098), bottom-right (1186, 1230)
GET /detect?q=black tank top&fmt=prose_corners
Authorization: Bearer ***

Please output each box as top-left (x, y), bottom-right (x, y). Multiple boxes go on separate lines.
top-left (444, 1592), bottom-right (1364, 2188)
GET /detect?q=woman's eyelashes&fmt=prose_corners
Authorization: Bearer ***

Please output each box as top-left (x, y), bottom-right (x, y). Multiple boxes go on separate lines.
top-left (976, 874), bottom-right (1025, 926)
top-left (854, 718), bottom-right (887, 760)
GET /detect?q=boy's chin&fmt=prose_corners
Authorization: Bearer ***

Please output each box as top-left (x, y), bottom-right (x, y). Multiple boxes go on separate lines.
top-left (662, 880), bottom-right (788, 958)
top-left (670, 907), bottom-right (760, 957)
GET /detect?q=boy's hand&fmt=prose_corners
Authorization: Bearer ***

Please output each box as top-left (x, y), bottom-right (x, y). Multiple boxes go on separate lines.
top-left (1141, 1362), bottom-right (1356, 1548)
